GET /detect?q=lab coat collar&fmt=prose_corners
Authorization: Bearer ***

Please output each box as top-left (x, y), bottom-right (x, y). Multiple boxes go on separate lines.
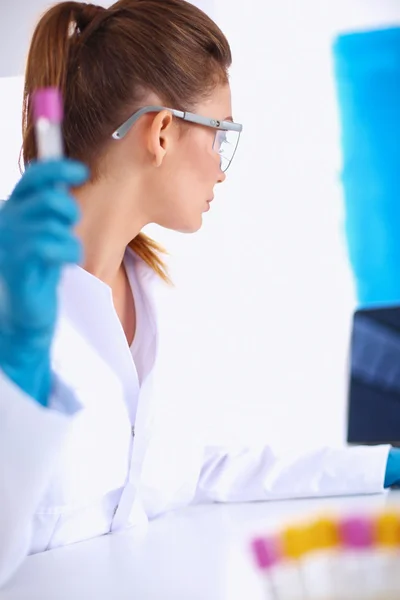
top-left (53, 247), bottom-right (162, 419)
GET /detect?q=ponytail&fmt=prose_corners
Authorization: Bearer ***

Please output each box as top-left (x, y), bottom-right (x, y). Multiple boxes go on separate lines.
top-left (21, 2), bottom-right (106, 167)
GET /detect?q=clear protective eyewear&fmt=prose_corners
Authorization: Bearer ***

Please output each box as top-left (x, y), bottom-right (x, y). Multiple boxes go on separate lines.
top-left (111, 105), bottom-right (243, 173)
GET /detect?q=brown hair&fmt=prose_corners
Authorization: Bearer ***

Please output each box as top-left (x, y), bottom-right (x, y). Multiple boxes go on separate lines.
top-left (21, 0), bottom-right (232, 281)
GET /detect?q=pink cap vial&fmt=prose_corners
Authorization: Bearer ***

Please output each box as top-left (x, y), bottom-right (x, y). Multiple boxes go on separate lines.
top-left (32, 88), bottom-right (63, 123)
top-left (338, 516), bottom-right (374, 549)
top-left (251, 536), bottom-right (281, 570)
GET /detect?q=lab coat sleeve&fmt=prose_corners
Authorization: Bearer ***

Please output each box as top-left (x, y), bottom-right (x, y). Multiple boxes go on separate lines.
top-left (194, 443), bottom-right (390, 503)
top-left (0, 368), bottom-right (79, 588)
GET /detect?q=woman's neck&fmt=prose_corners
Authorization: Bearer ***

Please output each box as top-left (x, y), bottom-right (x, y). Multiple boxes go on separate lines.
top-left (73, 179), bottom-right (146, 287)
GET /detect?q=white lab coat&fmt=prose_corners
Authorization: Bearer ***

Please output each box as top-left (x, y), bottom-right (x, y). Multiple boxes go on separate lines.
top-left (0, 248), bottom-right (390, 587)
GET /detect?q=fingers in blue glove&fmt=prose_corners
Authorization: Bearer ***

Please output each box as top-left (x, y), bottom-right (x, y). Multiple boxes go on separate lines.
top-left (11, 159), bottom-right (89, 200)
top-left (21, 235), bottom-right (82, 265)
top-left (3, 219), bottom-right (82, 263)
top-left (7, 188), bottom-right (82, 225)
top-left (0, 158), bottom-right (89, 406)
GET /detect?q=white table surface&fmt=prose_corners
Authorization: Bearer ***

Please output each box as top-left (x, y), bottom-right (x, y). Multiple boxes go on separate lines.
top-left (1, 491), bottom-right (400, 600)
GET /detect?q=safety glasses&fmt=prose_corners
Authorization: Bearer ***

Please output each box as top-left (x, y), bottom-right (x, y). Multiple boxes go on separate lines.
top-left (111, 105), bottom-right (243, 173)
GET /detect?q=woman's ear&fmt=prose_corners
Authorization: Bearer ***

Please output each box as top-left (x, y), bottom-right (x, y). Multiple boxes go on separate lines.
top-left (147, 110), bottom-right (175, 167)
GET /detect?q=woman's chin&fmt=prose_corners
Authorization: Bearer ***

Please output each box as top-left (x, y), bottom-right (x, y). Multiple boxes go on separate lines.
top-left (168, 216), bottom-right (204, 235)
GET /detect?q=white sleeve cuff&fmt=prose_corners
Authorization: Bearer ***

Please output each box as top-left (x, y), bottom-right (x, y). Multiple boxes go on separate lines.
top-left (48, 372), bottom-right (82, 416)
top-left (0, 367), bottom-right (79, 472)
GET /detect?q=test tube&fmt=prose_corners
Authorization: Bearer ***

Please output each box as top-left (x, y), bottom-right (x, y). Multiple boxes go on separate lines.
top-left (251, 535), bottom-right (282, 600)
top-left (279, 524), bottom-right (311, 600)
top-left (336, 514), bottom-right (378, 600)
top-left (374, 511), bottom-right (400, 598)
top-left (305, 516), bottom-right (340, 600)
top-left (252, 524), bottom-right (313, 600)
top-left (32, 87), bottom-right (64, 160)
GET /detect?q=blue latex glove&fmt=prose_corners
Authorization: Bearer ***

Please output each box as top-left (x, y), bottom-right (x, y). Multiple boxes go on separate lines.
top-left (0, 159), bottom-right (89, 407)
top-left (333, 28), bottom-right (400, 308)
top-left (384, 447), bottom-right (400, 488)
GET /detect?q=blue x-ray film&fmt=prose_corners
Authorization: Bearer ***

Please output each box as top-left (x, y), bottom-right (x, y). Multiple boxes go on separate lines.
top-left (333, 27), bottom-right (400, 309)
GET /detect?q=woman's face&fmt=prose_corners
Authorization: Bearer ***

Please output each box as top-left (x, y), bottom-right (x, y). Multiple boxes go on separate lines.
top-left (141, 84), bottom-right (233, 233)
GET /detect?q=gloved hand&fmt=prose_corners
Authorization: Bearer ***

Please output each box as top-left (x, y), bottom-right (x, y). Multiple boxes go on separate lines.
top-left (333, 27), bottom-right (400, 308)
top-left (384, 447), bottom-right (400, 488)
top-left (0, 159), bottom-right (89, 407)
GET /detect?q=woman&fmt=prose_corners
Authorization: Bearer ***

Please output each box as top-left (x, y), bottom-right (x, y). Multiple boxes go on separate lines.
top-left (0, 0), bottom-right (399, 587)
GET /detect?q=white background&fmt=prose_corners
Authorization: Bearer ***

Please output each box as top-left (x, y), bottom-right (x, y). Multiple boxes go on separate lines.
top-left (1, 1), bottom-right (400, 453)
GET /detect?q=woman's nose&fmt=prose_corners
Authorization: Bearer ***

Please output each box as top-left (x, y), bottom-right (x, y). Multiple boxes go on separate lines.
top-left (217, 169), bottom-right (226, 184)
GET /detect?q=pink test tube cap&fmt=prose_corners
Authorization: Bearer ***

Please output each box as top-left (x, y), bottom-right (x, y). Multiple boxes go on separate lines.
top-left (251, 536), bottom-right (281, 570)
top-left (32, 87), bottom-right (63, 122)
top-left (339, 516), bottom-right (374, 549)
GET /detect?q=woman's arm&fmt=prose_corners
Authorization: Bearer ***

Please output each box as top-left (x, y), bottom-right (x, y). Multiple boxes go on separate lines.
top-left (0, 370), bottom-right (79, 587)
top-left (0, 159), bottom-right (88, 586)
top-left (194, 443), bottom-right (390, 503)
